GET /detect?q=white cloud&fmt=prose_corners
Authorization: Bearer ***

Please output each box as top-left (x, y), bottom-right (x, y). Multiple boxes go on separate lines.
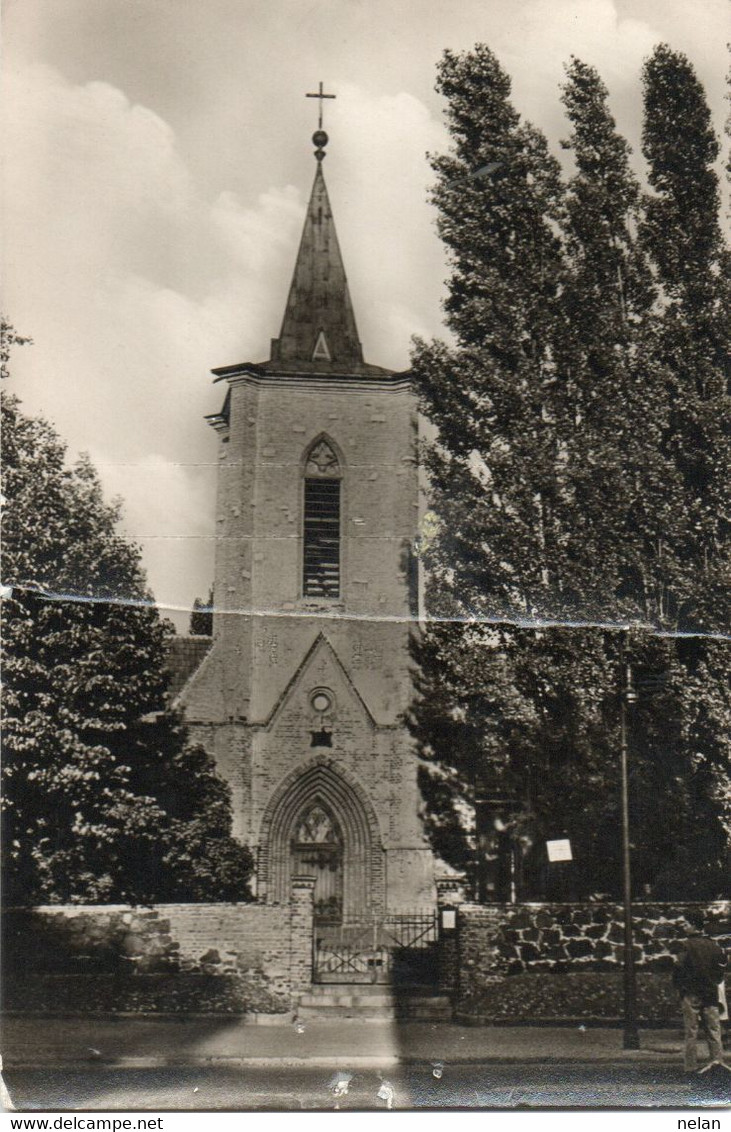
top-left (89, 449), bottom-right (217, 623)
top-left (2, 0), bottom-right (726, 627)
top-left (497, 0), bottom-right (663, 155)
top-left (1, 61), bottom-right (318, 620)
top-left (211, 185), bottom-right (303, 272)
top-left (320, 84), bottom-right (449, 368)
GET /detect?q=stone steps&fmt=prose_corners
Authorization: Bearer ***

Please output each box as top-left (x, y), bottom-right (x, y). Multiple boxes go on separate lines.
top-left (297, 984), bottom-right (452, 1021)
top-left (305, 982), bottom-right (438, 995)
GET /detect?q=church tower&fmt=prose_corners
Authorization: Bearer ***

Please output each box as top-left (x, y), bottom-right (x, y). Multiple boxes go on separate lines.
top-left (177, 113), bottom-right (434, 918)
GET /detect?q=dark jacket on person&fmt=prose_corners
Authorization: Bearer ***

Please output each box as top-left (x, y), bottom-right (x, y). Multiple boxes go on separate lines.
top-left (673, 932), bottom-right (727, 1007)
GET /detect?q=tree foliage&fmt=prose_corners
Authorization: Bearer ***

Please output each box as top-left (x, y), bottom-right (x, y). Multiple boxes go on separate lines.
top-left (410, 46), bottom-right (730, 900)
top-left (190, 588), bottom-right (214, 636)
top-left (640, 44), bottom-right (730, 633)
top-left (0, 320), bottom-right (32, 382)
top-left (1, 340), bottom-right (253, 904)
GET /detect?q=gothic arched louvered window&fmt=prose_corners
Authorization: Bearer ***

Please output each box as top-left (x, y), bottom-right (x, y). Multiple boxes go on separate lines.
top-left (303, 439), bottom-right (341, 598)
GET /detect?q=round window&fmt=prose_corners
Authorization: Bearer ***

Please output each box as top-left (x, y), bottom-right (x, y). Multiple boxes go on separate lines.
top-left (311, 691), bottom-right (332, 714)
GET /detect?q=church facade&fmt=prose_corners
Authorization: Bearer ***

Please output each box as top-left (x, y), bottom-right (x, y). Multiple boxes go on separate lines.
top-left (175, 128), bottom-right (435, 919)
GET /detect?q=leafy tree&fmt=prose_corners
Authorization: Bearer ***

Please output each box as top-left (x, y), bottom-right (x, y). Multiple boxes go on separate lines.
top-left (1, 337), bottom-right (252, 904)
top-left (415, 44), bottom-right (565, 626)
top-left (636, 45), bottom-right (731, 893)
top-left (409, 47), bottom-right (730, 900)
top-left (0, 319), bottom-right (32, 381)
top-left (190, 588), bottom-right (214, 636)
top-left (556, 59), bottom-right (688, 626)
top-left (640, 44), bottom-right (730, 634)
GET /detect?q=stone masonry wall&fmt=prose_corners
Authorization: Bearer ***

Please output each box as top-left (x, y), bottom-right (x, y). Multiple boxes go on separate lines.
top-left (179, 377), bottom-right (434, 913)
top-left (3, 883), bottom-right (315, 1015)
top-left (453, 901), bottom-right (730, 1023)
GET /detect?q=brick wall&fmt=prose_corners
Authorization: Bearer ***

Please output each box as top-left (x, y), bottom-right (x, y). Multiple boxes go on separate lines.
top-left (452, 900), bottom-right (730, 1023)
top-left (3, 883), bottom-right (314, 1015)
top-left (435, 875), bottom-right (467, 992)
top-left (289, 876), bottom-right (316, 992)
top-left (178, 373), bottom-right (435, 914)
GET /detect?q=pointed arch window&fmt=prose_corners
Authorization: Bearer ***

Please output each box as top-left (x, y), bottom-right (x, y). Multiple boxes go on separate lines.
top-left (303, 439), bottom-right (341, 598)
top-left (294, 804), bottom-right (341, 846)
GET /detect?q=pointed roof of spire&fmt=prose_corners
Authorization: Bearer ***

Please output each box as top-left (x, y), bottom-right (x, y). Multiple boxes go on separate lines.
top-left (211, 118), bottom-right (405, 386)
top-left (270, 162), bottom-right (366, 370)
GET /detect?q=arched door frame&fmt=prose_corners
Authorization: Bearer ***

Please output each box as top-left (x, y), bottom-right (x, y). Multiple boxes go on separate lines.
top-left (257, 756), bottom-right (385, 916)
top-left (291, 801), bottom-right (343, 921)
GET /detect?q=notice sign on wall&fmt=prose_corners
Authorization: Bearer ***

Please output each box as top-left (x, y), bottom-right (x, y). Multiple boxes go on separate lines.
top-left (546, 838), bottom-right (573, 862)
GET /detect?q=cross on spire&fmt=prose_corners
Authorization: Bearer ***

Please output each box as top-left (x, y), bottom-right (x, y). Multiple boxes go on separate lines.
top-left (306, 81), bottom-right (336, 130)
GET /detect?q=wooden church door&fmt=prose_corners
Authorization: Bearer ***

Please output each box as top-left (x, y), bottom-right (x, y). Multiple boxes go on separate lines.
top-left (291, 804), bottom-right (343, 922)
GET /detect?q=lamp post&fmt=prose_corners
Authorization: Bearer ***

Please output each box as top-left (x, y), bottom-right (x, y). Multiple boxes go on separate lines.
top-left (619, 627), bottom-right (639, 1050)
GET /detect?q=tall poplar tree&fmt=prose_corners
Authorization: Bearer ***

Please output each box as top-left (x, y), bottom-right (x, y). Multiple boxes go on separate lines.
top-left (414, 44), bottom-right (565, 625)
top-left (410, 44), bottom-right (571, 892)
top-left (556, 59), bottom-right (685, 624)
top-left (410, 48), bottom-right (730, 899)
top-left (641, 44), bottom-right (730, 634)
top-left (638, 45), bottom-right (731, 888)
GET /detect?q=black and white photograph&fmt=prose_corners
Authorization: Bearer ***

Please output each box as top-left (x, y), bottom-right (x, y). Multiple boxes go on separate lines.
top-left (1, 0), bottom-right (729, 1118)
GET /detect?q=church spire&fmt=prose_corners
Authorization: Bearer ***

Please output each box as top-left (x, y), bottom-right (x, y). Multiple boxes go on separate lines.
top-left (270, 104), bottom-right (365, 370)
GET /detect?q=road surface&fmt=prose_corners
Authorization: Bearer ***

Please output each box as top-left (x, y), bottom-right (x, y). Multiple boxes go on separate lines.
top-left (4, 1062), bottom-right (730, 1111)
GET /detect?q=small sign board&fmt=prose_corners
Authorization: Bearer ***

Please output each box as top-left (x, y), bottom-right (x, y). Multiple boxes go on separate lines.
top-left (441, 909), bottom-right (456, 930)
top-left (546, 838), bottom-right (573, 863)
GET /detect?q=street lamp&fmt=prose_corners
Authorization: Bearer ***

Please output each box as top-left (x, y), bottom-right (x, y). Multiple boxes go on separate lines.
top-left (619, 627), bottom-right (639, 1050)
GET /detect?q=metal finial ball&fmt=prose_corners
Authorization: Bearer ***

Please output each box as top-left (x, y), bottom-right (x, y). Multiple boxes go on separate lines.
top-left (312, 130), bottom-right (329, 149)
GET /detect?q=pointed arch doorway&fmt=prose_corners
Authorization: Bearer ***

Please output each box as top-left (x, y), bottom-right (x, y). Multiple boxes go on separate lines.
top-left (291, 803), bottom-right (343, 922)
top-left (258, 757), bottom-right (385, 920)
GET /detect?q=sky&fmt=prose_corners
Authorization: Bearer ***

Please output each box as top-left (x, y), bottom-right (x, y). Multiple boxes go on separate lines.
top-left (2, 0), bottom-right (727, 631)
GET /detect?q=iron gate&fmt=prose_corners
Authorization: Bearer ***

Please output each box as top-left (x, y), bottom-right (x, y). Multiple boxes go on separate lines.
top-left (313, 911), bottom-right (438, 984)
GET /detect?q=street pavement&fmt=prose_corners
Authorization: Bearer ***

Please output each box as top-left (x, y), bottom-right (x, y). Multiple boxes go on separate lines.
top-left (1, 1014), bottom-right (695, 1069)
top-left (3, 1063), bottom-right (731, 1111)
top-left (2, 1015), bottom-right (730, 1110)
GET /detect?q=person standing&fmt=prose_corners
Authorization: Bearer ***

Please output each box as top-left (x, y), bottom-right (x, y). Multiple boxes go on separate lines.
top-left (673, 910), bottom-right (728, 1074)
